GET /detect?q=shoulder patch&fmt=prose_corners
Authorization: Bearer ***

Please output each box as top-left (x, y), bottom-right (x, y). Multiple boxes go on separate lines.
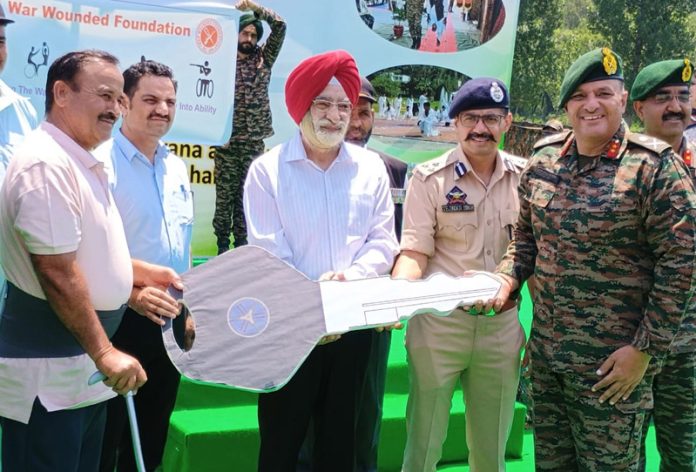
top-left (413, 153), bottom-right (452, 181)
top-left (533, 129), bottom-right (572, 151)
top-left (626, 132), bottom-right (672, 155)
top-left (500, 151), bottom-right (527, 173)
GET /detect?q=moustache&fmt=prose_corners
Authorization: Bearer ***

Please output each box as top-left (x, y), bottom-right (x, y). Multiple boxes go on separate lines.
top-left (149, 113), bottom-right (170, 122)
top-left (662, 112), bottom-right (685, 121)
top-left (317, 119), bottom-right (346, 133)
top-left (466, 132), bottom-right (497, 142)
top-left (98, 112), bottom-right (118, 122)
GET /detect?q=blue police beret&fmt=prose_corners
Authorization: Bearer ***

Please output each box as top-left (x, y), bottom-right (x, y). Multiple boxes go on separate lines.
top-left (448, 77), bottom-right (509, 119)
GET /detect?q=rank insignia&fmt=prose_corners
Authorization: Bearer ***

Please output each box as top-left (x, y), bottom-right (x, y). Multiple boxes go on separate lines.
top-left (490, 81), bottom-right (505, 103)
top-left (683, 58), bottom-right (693, 83)
top-left (606, 138), bottom-right (621, 159)
top-left (684, 148), bottom-right (693, 167)
top-left (442, 186), bottom-right (474, 212)
top-left (602, 47), bottom-right (618, 75)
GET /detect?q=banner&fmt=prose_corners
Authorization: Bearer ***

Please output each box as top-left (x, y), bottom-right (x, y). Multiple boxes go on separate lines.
top-left (2, 0), bottom-right (520, 258)
top-left (2, 0), bottom-right (239, 143)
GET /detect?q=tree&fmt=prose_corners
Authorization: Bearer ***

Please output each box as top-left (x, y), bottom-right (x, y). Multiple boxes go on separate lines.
top-left (590, 0), bottom-right (696, 89)
top-left (510, 0), bottom-right (563, 120)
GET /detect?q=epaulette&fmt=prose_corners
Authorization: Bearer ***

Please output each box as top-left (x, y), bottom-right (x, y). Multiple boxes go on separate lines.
top-left (533, 129), bottom-right (572, 151)
top-left (626, 132), bottom-right (672, 155)
top-left (500, 150), bottom-right (527, 173)
top-left (412, 152), bottom-right (453, 182)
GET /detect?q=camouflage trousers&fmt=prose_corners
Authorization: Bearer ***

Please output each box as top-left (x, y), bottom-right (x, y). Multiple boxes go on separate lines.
top-left (532, 358), bottom-right (652, 471)
top-left (639, 350), bottom-right (696, 472)
top-left (406, 0), bottom-right (422, 40)
top-left (212, 139), bottom-right (265, 249)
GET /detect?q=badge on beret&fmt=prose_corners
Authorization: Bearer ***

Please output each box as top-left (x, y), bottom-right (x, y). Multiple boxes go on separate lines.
top-left (490, 82), bottom-right (504, 103)
top-left (602, 47), bottom-right (618, 75)
top-left (683, 58), bottom-right (693, 83)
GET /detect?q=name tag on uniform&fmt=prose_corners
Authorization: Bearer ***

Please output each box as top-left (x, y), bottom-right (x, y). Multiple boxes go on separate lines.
top-left (530, 167), bottom-right (560, 185)
top-left (391, 188), bottom-right (406, 205)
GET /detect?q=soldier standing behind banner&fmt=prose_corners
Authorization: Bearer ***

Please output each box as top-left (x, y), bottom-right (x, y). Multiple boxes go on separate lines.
top-left (481, 47), bottom-right (696, 470)
top-left (631, 58), bottom-right (696, 472)
top-left (406, 0), bottom-right (422, 50)
top-left (212, 0), bottom-right (286, 254)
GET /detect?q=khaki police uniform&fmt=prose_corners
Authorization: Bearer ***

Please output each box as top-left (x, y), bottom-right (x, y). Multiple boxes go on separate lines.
top-left (401, 145), bottom-right (526, 472)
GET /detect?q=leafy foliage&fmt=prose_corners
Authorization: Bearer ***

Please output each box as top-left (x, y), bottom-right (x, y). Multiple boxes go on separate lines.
top-left (511, 0), bottom-right (696, 122)
top-left (368, 65), bottom-right (469, 99)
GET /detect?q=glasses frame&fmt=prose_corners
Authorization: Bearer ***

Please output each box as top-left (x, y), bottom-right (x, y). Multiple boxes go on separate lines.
top-left (311, 98), bottom-right (353, 115)
top-left (649, 91), bottom-right (691, 105)
top-left (456, 113), bottom-right (507, 128)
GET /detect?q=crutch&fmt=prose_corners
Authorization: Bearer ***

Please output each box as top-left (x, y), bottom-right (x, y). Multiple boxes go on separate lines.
top-left (89, 371), bottom-right (146, 472)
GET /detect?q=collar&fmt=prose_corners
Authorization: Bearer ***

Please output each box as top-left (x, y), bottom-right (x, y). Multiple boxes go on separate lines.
top-left (114, 128), bottom-right (168, 164)
top-left (680, 136), bottom-right (693, 166)
top-left (560, 122), bottom-right (628, 161)
top-left (283, 130), bottom-right (349, 165)
top-left (41, 121), bottom-right (102, 170)
top-left (449, 145), bottom-right (510, 181)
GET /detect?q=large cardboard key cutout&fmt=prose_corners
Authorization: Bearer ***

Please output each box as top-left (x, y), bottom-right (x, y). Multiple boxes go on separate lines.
top-left (163, 246), bottom-right (501, 392)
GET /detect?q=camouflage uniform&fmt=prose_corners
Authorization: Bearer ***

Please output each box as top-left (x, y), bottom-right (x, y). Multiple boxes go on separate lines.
top-left (638, 136), bottom-right (696, 472)
top-left (497, 125), bottom-right (696, 471)
top-left (212, 5), bottom-right (286, 250)
top-left (405, 0), bottom-right (422, 48)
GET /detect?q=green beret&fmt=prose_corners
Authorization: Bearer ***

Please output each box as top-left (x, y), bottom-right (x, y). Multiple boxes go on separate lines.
top-left (630, 59), bottom-right (693, 101)
top-left (559, 47), bottom-right (624, 108)
top-left (239, 13), bottom-right (263, 39)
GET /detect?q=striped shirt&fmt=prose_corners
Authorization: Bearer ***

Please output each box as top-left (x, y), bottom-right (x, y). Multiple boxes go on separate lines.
top-left (243, 131), bottom-right (398, 281)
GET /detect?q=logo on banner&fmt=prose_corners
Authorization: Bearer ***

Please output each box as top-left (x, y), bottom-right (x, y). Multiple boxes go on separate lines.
top-left (227, 297), bottom-right (270, 338)
top-left (190, 61), bottom-right (214, 98)
top-left (195, 18), bottom-right (222, 55)
top-left (25, 42), bottom-right (50, 79)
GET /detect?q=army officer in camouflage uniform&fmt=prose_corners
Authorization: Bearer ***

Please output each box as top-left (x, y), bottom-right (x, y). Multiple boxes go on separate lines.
top-left (482, 48), bottom-right (696, 470)
top-left (213, 0), bottom-right (286, 253)
top-left (631, 58), bottom-right (696, 472)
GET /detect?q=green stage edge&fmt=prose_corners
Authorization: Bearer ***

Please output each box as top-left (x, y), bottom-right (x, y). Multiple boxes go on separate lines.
top-left (161, 284), bottom-right (663, 471)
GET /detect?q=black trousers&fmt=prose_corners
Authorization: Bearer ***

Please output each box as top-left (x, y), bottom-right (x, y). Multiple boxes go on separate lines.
top-left (257, 330), bottom-right (372, 472)
top-left (2, 398), bottom-right (106, 472)
top-left (99, 308), bottom-right (181, 472)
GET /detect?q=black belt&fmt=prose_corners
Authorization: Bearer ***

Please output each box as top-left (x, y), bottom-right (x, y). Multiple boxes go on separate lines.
top-left (0, 283), bottom-right (126, 358)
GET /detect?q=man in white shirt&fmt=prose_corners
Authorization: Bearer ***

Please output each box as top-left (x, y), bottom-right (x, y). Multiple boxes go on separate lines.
top-left (0, 50), bottom-right (180, 472)
top-left (244, 50), bottom-right (398, 472)
top-left (0, 6), bottom-right (39, 312)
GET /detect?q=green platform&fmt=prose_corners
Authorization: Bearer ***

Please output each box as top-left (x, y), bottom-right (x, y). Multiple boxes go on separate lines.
top-left (162, 287), bottom-right (535, 471)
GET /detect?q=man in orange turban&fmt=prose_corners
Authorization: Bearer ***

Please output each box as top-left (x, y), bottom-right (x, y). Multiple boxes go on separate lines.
top-left (243, 50), bottom-right (398, 471)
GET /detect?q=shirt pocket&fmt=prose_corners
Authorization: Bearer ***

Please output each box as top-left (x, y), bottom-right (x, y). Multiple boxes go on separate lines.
top-left (526, 181), bottom-right (556, 209)
top-left (168, 186), bottom-right (194, 228)
top-left (497, 208), bottom-right (518, 258)
top-left (436, 209), bottom-right (478, 252)
top-left (578, 202), bottom-right (637, 248)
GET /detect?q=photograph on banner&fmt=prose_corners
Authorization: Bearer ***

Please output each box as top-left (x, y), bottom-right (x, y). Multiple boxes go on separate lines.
top-left (367, 64), bottom-right (469, 164)
top-left (357, 0), bottom-right (506, 52)
top-left (2, 0), bottom-right (239, 144)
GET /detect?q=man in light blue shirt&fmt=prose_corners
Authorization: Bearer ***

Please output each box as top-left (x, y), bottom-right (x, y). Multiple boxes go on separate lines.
top-left (95, 59), bottom-right (192, 472)
top-left (244, 50), bottom-right (398, 471)
top-left (0, 8), bottom-right (39, 313)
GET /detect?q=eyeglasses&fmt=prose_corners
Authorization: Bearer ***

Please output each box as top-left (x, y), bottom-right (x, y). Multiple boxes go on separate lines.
top-left (650, 92), bottom-right (691, 104)
top-left (457, 113), bottom-right (506, 127)
top-left (312, 98), bottom-right (353, 114)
